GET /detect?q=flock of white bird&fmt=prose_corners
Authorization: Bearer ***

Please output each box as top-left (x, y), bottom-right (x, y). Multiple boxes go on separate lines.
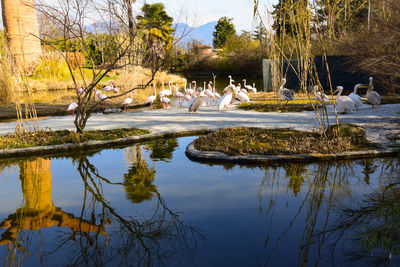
top-left (277, 76), bottom-right (381, 113)
top-left (67, 75), bottom-right (381, 115)
top-left (142, 76), bottom-right (257, 113)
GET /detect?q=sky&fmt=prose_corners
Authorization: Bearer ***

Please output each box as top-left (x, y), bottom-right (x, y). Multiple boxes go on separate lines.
top-left (137, 0), bottom-right (278, 31)
top-left (0, 0), bottom-right (277, 31)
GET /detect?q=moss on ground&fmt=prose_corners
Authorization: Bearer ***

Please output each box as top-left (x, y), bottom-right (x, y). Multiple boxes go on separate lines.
top-left (239, 101), bottom-right (317, 112)
top-left (194, 127), bottom-right (373, 156)
top-left (0, 128), bottom-right (150, 149)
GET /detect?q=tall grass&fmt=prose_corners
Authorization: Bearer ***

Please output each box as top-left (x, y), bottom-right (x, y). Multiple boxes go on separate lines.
top-left (117, 66), bottom-right (184, 102)
top-left (0, 32), bottom-right (13, 104)
top-left (0, 31), bottom-right (38, 133)
top-left (32, 52), bottom-right (72, 80)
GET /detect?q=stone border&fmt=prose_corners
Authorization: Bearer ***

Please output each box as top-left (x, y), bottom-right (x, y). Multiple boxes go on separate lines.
top-left (0, 129), bottom-right (212, 159)
top-left (185, 141), bottom-right (400, 164)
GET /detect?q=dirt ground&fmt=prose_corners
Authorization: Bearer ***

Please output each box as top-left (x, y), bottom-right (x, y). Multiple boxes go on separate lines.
top-left (0, 102), bottom-right (147, 122)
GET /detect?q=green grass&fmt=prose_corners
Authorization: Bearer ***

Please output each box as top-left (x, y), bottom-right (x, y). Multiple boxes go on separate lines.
top-left (0, 128), bottom-right (150, 149)
top-left (239, 100), bottom-right (318, 112)
top-left (194, 127), bottom-right (371, 155)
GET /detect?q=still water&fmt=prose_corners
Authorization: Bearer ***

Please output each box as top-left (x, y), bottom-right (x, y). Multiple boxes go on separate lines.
top-left (32, 76), bottom-right (263, 103)
top-left (0, 136), bottom-right (399, 266)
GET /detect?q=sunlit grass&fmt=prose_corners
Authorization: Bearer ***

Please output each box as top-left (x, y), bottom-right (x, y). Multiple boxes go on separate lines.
top-left (194, 127), bottom-right (370, 155)
top-left (0, 128), bottom-right (151, 149)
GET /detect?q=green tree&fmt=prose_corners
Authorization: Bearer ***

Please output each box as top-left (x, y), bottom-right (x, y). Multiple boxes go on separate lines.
top-left (253, 24), bottom-right (267, 43)
top-left (212, 17), bottom-right (236, 48)
top-left (271, 0), bottom-right (308, 37)
top-left (137, 3), bottom-right (174, 49)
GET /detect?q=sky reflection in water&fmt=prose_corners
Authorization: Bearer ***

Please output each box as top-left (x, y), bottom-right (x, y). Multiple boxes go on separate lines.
top-left (0, 136), bottom-right (399, 266)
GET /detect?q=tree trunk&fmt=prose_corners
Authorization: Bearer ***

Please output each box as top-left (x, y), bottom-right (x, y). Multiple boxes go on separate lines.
top-left (1, 0), bottom-right (42, 73)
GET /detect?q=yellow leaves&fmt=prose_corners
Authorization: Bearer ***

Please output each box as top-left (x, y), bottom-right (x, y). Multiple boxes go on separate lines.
top-left (149, 28), bottom-right (164, 39)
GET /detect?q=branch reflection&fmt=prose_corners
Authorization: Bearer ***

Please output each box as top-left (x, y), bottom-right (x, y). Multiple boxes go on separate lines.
top-left (0, 142), bottom-right (201, 266)
top-left (259, 157), bottom-right (400, 266)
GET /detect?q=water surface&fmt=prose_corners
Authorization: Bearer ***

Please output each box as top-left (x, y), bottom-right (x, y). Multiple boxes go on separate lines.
top-left (0, 137), bottom-right (399, 266)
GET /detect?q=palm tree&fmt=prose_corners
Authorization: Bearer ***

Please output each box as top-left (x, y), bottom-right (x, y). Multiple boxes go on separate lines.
top-left (1, 0), bottom-right (42, 72)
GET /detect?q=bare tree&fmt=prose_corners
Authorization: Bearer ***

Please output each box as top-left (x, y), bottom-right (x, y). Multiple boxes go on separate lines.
top-left (35, 0), bottom-right (164, 133)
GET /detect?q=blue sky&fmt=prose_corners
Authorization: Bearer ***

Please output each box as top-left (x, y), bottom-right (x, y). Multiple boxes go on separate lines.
top-left (0, 0), bottom-right (277, 31)
top-left (138, 0), bottom-right (278, 31)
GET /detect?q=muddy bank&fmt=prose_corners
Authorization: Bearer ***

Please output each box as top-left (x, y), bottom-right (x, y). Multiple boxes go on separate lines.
top-left (0, 102), bottom-right (148, 122)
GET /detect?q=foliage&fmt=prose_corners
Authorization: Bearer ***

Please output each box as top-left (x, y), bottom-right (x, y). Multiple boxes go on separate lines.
top-left (315, 0), bottom-right (369, 38)
top-left (0, 128), bottom-right (150, 149)
top-left (33, 52), bottom-right (71, 80)
top-left (85, 33), bottom-right (120, 66)
top-left (145, 138), bottom-right (179, 162)
top-left (238, 102), bottom-right (316, 112)
top-left (253, 24), bottom-right (268, 43)
top-left (137, 3), bottom-right (174, 49)
top-left (193, 127), bottom-right (371, 156)
top-left (337, 0), bottom-right (400, 94)
top-left (184, 33), bottom-right (265, 76)
top-left (124, 146), bottom-right (157, 203)
top-left (212, 17), bottom-right (236, 48)
top-left (271, 0), bottom-right (309, 37)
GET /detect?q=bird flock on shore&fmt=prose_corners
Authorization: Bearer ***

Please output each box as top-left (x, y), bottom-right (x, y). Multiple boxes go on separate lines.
top-left (67, 75), bottom-right (381, 115)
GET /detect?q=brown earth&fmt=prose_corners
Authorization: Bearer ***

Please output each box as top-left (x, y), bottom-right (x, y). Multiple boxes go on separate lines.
top-left (0, 102), bottom-right (148, 122)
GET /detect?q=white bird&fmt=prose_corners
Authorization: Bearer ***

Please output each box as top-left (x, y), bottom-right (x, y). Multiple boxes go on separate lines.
top-left (146, 83), bottom-right (157, 110)
top-left (218, 85), bottom-right (237, 111)
top-left (213, 82), bottom-right (221, 99)
top-left (236, 91), bottom-right (250, 103)
top-left (334, 86), bottom-right (356, 113)
top-left (102, 81), bottom-right (115, 92)
top-left (95, 89), bottom-right (111, 108)
top-left (249, 83), bottom-right (257, 93)
top-left (188, 88), bottom-right (203, 113)
top-left (121, 92), bottom-right (134, 111)
top-left (242, 79), bottom-right (253, 91)
top-left (77, 87), bottom-right (84, 96)
top-left (159, 82), bottom-right (172, 96)
top-left (161, 95), bottom-right (171, 109)
top-left (278, 78), bottom-right (295, 103)
top-left (366, 77), bottom-right (381, 108)
top-left (228, 75), bottom-right (234, 85)
top-left (67, 102), bottom-right (78, 115)
top-left (173, 84), bottom-right (185, 107)
top-left (313, 85), bottom-right (330, 104)
top-left (348, 83), bottom-right (366, 110)
top-left (112, 86), bottom-right (119, 94)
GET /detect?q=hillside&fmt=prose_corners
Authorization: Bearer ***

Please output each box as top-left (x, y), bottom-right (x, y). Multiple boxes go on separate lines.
top-left (174, 21), bottom-right (217, 46)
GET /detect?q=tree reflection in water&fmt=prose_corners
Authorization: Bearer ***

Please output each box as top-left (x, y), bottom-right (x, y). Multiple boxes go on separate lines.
top-left (144, 138), bottom-right (179, 162)
top-left (123, 146), bottom-right (157, 203)
top-left (259, 157), bottom-right (400, 266)
top-left (327, 157), bottom-right (400, 266)
top-left (0, 145), bottom-right (201, 266)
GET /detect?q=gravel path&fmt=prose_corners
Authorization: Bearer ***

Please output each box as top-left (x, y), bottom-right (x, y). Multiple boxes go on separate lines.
top-left (1, 103), bottom-right (399, 145)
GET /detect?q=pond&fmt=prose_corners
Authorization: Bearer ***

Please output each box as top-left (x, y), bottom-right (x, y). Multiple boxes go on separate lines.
top-left (30, 76), bottom-right (263, 104)
top-left (0, 136), bottom-right (399, 266)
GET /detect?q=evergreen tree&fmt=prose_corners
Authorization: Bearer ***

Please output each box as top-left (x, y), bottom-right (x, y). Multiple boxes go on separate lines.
top-left (212, 17), bottom-right (236, 48)
top-left (271, 0), bottom-right (308, 37)
top-left (137, 3), bottom-right (175, 48)
top-left (253, 24), bottom-right (267, 42)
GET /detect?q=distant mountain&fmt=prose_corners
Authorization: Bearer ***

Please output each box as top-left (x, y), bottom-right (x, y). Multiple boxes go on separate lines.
top-left (174, 21), bottom-right (217, 47)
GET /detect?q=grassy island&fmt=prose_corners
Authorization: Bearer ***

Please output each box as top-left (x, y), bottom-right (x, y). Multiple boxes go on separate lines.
top-left (193, 127), bottom-right (374, 156)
